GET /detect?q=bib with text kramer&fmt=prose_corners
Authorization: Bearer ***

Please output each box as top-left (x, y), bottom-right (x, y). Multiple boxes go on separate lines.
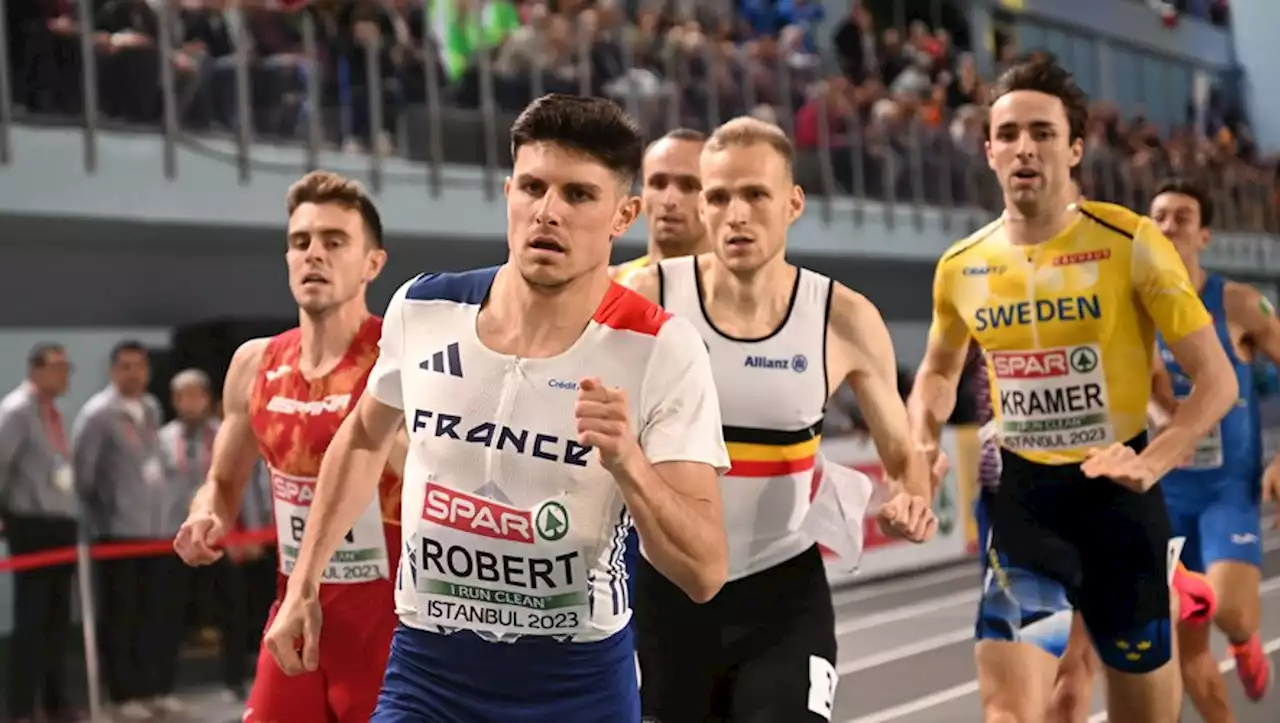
top-left (990, 344), bottom-right (1115, 452)
top-left (272, 467), bottom-right (390, 583)
top-left (413, 482), bottom-right (589, 639)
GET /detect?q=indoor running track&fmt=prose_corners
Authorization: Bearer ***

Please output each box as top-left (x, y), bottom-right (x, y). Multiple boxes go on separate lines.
top-left (833, 527), bottom-right (1280, 723)
top-left (184, 530), bottom-right (1280, 723)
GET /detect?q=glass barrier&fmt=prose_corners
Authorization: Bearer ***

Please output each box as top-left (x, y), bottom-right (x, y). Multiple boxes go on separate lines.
top-left (0, 0), bottom-right (1274, 236)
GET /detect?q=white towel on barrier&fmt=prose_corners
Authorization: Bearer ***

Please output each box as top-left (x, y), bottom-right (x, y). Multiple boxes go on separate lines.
top-left (800, 455), bottom-right (891, 574)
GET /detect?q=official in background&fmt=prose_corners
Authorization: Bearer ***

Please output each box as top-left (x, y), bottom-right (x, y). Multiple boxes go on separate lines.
top-left (157, 369), bottom-right (251, 702)
top-left (71, 340), bottom-right (171, 721)
top-left (0, 343), bottom-right (79, 723)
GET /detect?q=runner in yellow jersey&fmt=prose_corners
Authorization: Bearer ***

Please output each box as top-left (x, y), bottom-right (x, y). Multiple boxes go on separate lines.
top-left (609, 128), bottom-right (711, 285)
top-left (908, 56), bottom-right (1238, 723)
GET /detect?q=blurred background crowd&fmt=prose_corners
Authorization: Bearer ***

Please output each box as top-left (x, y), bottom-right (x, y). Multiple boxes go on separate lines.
top-left (3, 0), bottom-right (1277, 234)
top-left (1, 0), bottom-right (1278, 720)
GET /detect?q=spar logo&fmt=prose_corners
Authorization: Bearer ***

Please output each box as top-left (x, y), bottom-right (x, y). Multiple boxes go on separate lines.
top-left (271, 474), bottom-right (316, 507)
top-left (421, 483), bottom-right (570, 543)
top-left (990, 348), bottom-right (1097, 379)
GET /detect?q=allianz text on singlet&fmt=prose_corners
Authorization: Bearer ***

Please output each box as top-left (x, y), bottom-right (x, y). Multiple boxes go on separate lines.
top-left (929, 201), bottom-right (1213, 465)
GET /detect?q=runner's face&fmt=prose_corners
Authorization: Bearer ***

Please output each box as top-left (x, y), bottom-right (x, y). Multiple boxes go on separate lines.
top-left (285, 202), bottom-right (385, 316)
top-left (506, 141), bottom-right (640, 290)
top-left (986, 90), bottom-right (1082, 217)
top-left (1150, 192), bottom-right (1209, 265)
top-left (700, 143), bottom-right (803, 273)
top-left (642, 138), bottom-right (705, 255)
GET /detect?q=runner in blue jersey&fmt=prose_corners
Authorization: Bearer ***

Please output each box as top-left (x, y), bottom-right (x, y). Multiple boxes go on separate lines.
top-left (1151, 178), bottom-right (1278, 713)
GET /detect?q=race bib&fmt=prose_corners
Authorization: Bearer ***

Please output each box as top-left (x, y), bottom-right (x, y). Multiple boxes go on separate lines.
top-left (1177, 424), bottom-right (1223, 470)
top-left (52, 461), bottom-right (73, 493)
top-left (271, 467), bottom-right (390, 584)
top-left (989, 345), bottom-right (1115, 452)
top-left (141, 456), bottom-right (163, 487)
top-left (414, 482), bottom-right (589, 639)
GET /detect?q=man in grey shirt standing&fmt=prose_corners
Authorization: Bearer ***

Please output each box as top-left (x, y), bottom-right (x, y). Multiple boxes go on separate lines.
top-left (71, 340), bottom-right (169, 721)
top-left (0, 343), bottom-right (79, 723)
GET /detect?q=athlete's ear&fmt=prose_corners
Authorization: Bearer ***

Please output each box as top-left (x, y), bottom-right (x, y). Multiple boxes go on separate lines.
top-left (503, 176), bottom-right (512, 199)
top-left (611, 195), bottom-right (642, 239)
top-left (1068, 135), bottom-right (1084, 170)
top-left (365, 247), bottom-right (388, 283)
top-left (788, 183), bottom-right (805, 224)
top-left (984, 140), bottom-right (996, 172)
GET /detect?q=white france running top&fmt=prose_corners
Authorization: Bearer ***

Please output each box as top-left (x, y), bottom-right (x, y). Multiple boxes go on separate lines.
top-left (658, 257), bottom-right (833, 580)
top-left (367, 267), bottom-right (730, 644)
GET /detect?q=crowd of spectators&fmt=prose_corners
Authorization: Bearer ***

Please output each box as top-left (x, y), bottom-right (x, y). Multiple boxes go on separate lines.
top-left (2, 0), bottom-right (1277, 232)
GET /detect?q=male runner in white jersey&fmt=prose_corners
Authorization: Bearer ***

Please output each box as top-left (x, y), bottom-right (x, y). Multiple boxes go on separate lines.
top-left (262, 94), bottom-right (732, 723)
top-left (909, 57), bottom-right (1237, 723)
top-left (1148, 177), bottom-right (1277, 717)
top-left (622, 116), bottom-right (936, 722)
top-left (612, 127), bottom-right (712, 600)
top-left (610, 128), bottom-right (711, 285)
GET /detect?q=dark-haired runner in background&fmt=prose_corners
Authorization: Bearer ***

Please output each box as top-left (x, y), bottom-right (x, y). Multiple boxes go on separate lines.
top-left (1151, 177), bottom-right (1276, 717)
top-left (910, 56), bottom-right (1237, 722)
top-left (267, 95), bottom-right (732, 723)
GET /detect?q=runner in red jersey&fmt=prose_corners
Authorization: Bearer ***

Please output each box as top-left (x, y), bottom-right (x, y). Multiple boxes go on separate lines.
top-left (175, 171), bottom-right (402, 723)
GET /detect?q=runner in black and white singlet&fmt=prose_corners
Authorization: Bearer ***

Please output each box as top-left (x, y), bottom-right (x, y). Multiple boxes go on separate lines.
top-left (622, 117), bottom-right (936, 723)
top-left (260, 95), bottom-right (732, 723)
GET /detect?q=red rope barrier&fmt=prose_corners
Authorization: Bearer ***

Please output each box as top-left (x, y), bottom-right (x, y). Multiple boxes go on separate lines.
top-left (0, 528), bottom-right (277, 573)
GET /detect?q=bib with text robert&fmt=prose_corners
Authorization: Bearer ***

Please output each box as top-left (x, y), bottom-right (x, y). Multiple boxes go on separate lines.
top-left (415, 482), bottom-right (588, 639)
top-left (271, 467), bottom-right (390, 583)
top-left (990, 344), bottom-right (1115, 452)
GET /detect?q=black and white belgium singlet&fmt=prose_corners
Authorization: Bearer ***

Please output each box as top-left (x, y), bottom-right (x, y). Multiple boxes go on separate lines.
top-left (658, 257), bottom-right (833, 580)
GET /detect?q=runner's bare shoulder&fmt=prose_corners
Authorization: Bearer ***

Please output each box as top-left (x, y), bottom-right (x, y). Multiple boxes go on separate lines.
top-left (223, 338), bottom-right (271, 410)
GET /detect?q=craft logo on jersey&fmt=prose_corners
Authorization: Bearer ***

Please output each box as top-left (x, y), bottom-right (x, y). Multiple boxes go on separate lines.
top-left (744, 354), bottom-right (808, 373)
top-left (1053, 249), bottom-right (1112, 266)
top-left (962, 264), bottom-right (1006, 276)
top-left (420, 342), bottom-right (464, 378)
top-left (410, 409), bottom-right (592, 467)
top-left (422, 483), bottom-right (570, 543)
top-left (266, 393), bottom-right (352, 416)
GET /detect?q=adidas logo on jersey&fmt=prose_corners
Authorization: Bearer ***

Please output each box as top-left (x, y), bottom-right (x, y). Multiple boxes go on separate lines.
top-left (420, 342), bottom-right (464, 378)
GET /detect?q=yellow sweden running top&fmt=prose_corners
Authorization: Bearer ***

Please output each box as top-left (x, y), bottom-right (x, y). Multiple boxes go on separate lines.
top-left (930, 201), bottom-right (1213, 465)
top-left (612, 255), bottom-right (651, 285)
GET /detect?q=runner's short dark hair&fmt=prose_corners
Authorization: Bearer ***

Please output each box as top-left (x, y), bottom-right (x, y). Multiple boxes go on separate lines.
top-left (510, 94), bottom-right (644, 185)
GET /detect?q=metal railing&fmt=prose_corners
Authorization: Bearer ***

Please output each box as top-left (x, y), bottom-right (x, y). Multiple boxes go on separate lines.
top-left (0, 0), bottom-right (1275, 237)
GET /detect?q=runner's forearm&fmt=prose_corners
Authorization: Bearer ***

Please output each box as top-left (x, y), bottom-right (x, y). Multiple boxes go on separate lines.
top-left (190, 476), bottom-right (246, 522)
top-left (908, 371), bottom-right (958, 448)
top-left (1139, 372), bottom-right (1237, 480)
top-left (288, 411), bottom-right (393, 596)
top-left (613, 456), bottom-right (727, 603)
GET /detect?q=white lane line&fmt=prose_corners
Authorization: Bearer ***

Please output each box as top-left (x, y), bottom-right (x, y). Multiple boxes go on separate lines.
top-left (839, 628), bottom-right (974, 674)
top-left (844, 680), bottom-right (980, 723)
top-left (1087, 575), bottom-right (1280, 723)
top-left (841, 569), bottom-right (1280, 722)
top-left (831, 565), bottom-right (977, 607)
top-left (1087, 636), bottom-right (1280, 722)
top-left (835, 589), bottom-right (979, 635)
